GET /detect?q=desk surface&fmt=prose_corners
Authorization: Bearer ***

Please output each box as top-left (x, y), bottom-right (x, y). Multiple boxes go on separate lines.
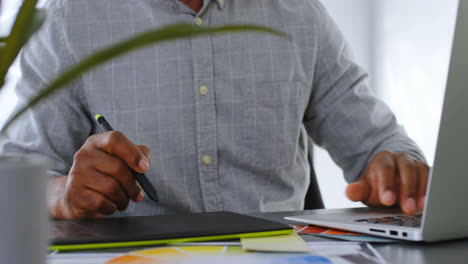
top-left (251, 209), bottom-right (468, 264)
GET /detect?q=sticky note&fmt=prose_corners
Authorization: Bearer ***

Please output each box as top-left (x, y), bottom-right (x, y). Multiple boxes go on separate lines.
top-left (241, 232), bottom-right (310, 253)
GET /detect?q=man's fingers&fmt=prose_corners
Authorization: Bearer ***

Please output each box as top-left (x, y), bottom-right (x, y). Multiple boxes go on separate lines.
top-left (346, 180), bottom-right (370, 202)
top-left (354, 151), bottom-right (430, 215)
top-left (417, 163), bottom-right (430, 211)
top-left (93, 150), bottom-right (143, 202)
top-left (138, 145), bottom-right (152, 161)
top-left (83, 171), bottom-right (130, 211)
top-left (373, 152), bottom-right (398, 206)
top-left (396, 154), bottom-right (419, 215)
top-left (91, 131), bottom-right (150, 173)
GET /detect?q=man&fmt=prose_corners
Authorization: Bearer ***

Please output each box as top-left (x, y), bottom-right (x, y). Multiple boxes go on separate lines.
top-left (0, 0), bottom-right (429, 219)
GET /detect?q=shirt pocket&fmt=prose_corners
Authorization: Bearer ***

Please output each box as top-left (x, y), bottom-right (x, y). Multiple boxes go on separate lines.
top-left (222, 80), bottom-right (308, 171)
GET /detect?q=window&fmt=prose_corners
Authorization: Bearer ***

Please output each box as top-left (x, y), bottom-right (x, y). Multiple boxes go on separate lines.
top-left (317, 0), bottom-right (457, 208)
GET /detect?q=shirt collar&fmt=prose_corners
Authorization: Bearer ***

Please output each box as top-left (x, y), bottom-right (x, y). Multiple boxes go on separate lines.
top-left (215, 0), bottom-right (225, 10)
top-left (174, 0), bottom-right (225, 14)
top-left (202, 0), bottom-right (225, 11)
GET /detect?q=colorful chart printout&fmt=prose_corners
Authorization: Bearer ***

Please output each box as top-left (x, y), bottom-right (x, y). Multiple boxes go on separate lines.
top-left (105, 244), bottom-right (385, 264)
top-left (293, 225), bottom-right (398, 243)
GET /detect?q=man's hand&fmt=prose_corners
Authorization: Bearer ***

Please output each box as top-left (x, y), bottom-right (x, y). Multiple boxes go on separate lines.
top-left (345, 151), bottom-right (429, 215)
top-left (48, 131), bottom-right (151, 219)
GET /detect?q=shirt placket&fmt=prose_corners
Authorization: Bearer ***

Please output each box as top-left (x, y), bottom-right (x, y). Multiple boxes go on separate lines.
top-left (191, 4), bottom-right (223, 212)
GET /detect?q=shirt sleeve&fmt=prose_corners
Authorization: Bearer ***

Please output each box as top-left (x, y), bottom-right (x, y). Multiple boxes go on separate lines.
top-left (0, 1), bottom-right (93, 176)
top-left (303, 2), bottom-right (426, 183)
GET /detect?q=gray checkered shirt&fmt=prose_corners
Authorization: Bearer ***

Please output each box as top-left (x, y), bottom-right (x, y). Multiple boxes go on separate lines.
top-left (1, 0), bottom-right (424, 216)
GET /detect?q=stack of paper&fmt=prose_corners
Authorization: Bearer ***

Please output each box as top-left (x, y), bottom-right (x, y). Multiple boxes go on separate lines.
top-left (49, 241), bottom-right (387, 264)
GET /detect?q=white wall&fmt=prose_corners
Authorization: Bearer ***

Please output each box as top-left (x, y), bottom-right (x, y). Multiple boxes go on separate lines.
top-left (373, 0), bottom-right (458, 165)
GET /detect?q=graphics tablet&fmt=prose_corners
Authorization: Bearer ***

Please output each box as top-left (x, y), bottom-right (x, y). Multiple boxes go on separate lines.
top-left (50, 211), bottom-right (293, 250)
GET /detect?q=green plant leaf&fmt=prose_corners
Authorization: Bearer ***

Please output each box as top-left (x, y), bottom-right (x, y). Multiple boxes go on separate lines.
top-left (0, 43), bottom-right (4, 88)
top-left (0, 0), bottom-right (41, 84)
top-left (1, 23), bottom-right (288, 133)
top-left (0, 38), bottom-right (6, 63)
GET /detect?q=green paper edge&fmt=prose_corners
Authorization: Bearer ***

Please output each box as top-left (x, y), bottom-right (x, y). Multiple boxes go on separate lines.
top-left (49, 229), bottom-right (294, 251)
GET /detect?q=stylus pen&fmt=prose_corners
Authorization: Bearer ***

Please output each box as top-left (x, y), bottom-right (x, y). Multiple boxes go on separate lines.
top-left (94, 114), bottom-right (159, 202)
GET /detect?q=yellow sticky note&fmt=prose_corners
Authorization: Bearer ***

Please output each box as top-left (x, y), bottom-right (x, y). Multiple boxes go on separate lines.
top-left (241, 232), bottom-right (310, 253)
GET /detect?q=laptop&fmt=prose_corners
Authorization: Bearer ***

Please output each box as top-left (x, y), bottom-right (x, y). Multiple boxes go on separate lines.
top-left (285, 1), bottom-right (468, 242)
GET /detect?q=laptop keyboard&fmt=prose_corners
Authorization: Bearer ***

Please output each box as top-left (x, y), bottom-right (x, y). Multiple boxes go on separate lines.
top-left (354, 213), bottom-right (423, 227)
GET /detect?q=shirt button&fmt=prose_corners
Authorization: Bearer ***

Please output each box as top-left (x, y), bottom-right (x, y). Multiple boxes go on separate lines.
top-left (202, 155), bottom-right (212, 165)
top-left (199, 85), bottom-right (208, 95)
top-left (194, 17), bottom-right (203, 26)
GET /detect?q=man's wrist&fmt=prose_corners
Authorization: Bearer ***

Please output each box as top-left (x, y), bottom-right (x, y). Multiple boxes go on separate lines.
top-left (47, 175), bottom-right (68, 219)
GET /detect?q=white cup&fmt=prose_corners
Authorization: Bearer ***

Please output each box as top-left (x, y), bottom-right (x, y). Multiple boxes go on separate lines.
top-left (0, 156), bottom-right (48, 264)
